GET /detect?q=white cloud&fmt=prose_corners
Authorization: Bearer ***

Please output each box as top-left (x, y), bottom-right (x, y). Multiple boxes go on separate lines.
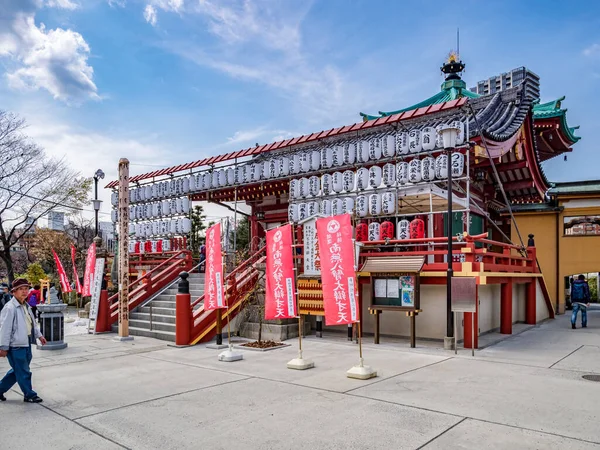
top-left (583, 43), bottom-right (600, 57)
top-left (0, 1), bottom-right (98, 103)
top-left (224, 126), bottom-right (301, 147)
top-left (107, 0), bottom-right (126, 7)
top-left (44, 0), bottom-right (79, 9)
top-left (144, 4), bottom-right (158, 26)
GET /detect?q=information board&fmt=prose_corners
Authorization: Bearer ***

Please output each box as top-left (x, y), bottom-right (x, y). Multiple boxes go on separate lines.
top-left (88, 258), bottom-right (105, 334)
top-left (372, 273), bottom-right (420, 310)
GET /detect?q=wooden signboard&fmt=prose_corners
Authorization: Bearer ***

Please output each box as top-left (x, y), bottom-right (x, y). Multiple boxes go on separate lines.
top-left (371, 273), bottom-right (421, 311)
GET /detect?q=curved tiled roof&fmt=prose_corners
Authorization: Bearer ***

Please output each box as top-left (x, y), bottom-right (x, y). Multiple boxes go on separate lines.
top-left (532, 97), bottom-right (580, 143)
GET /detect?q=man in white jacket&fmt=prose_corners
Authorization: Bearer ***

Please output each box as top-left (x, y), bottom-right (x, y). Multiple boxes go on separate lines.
top-left (0, 278), bottom-right (47, 403)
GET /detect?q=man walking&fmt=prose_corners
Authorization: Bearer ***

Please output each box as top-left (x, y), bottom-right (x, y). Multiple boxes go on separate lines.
top-left (0, 278), bottom-right (47, 403)
top-left (571, 274), bottom-right (591, 330)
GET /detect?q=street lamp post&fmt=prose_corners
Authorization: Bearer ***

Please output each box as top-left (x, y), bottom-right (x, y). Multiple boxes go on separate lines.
top-left (93, 169), bottom-right (105, 238)
top-left (439, 125), bottom-right (460, 350)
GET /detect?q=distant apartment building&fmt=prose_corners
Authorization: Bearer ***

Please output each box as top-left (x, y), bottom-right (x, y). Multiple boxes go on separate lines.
top-left (47, 211), bottom-right (65, 231)
top-left (470, 67), bottom-right (540, 101)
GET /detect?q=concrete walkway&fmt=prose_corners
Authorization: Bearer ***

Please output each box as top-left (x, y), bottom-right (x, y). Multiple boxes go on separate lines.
top-left (1, 312), bottom-right (600, 449)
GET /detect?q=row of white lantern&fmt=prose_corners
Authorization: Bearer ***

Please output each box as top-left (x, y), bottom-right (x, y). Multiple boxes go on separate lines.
top-left (288, 153), bottom-right (464, 199)
top-left (288, 191), bottom-right (398, 222)
top-left (127, 218), bottom-right (192, 238)
top-left (111, 198), bottom-right (190, 223)
top-left (112, 122), bottom-right (465, 205)
top-left (128, 239), bottom-right (172, 254)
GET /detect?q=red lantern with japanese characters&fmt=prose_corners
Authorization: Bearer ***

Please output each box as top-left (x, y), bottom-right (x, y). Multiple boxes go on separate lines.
top-left (381, 221), bottom-right (394, 240)
top-left (356, 222), bottom-right (368, 242)
top-left (409, 218), bottom-right (425, 239)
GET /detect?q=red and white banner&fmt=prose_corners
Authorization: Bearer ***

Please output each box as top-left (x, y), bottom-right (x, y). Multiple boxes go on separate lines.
top-left (204, 223), bottom-right (225, 310)
top-left (82, 242), bottom-right (96, 297)
top-left (52, 249), bottom-right (72, 294)
top-left (264, 224), bottom-right (296, 320)
top-left (71, 245), bottom-right (82, 294)
top-left (316, 214), bottom-right (359, 326)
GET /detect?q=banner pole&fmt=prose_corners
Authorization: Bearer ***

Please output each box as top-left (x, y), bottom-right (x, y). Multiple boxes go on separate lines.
top-left (218, 246), bottom-right (242, 362)
top-left (288, 222), bottom-right (314, 370)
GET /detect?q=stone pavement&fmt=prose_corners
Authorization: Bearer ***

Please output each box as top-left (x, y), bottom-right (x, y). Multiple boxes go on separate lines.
top-left (1, 312), bottom-right (600, 449)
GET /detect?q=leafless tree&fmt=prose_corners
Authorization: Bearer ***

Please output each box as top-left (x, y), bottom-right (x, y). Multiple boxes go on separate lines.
top-left (0, 110), bottom-right (91, 283)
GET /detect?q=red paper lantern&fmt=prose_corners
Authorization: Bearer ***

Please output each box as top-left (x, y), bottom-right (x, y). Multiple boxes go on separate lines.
top-left (144, 241), bottom-right (152, 253)
top-left (134, 242), bottom-right (141, 253)
top-left (381, 221), bottom-right (394, 240)
top-left (356, 223), bottom-right (368, 242)
top-left (409, 218), bottom-right (425, 239)
top-left (156, 240), bottom-right (163, 253)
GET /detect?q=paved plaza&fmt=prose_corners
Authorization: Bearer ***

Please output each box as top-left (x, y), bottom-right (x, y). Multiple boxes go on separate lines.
top-left (2, 311), bottom-right (600, 449)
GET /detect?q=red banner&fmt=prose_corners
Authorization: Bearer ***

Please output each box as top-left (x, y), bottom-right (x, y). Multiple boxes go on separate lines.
top-left (264, 224), bottom-right (296, 320)
top-left (52, 249), bottom-right (72, 293)
top-left (204, 223), bottom-right (225, 310)
top-left (71, 245), bottom-right (82, 294)
top-left (82, 242), bottom-right (96, 297)
top-left (316, 214), bottom-right (359, 326)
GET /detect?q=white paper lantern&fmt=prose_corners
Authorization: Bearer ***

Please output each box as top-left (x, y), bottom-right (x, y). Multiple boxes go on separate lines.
top-left (397, 220), bottom-right (410, 240)
top-left (383, 134), bottom-right (396, 158)
top-left (396, 162), bottom-right (409, 185)
top-left (145, 185), bottom-right (152, 199)
top-left (269, 159), bottom-right (280, 179)
top-left (129, 241), bottom-right (136, 253)
top-left (421, 157), bottom-right (435, 182)
top-left (234, 166), bottom-right (242, 184)
top-left (170, 180), bottom-right (178, 196)
top-left (262, 160), bottom-right (271, 179)
top-left (111, 210), bottom-right (118, 223)
top-left (242, 164), bottom-right (251, 183)
top-left (397, 132), bottom-right (409, 155)
top-left (383, 163), bottom-right (396, 187)
top-left (181, 197), bottom-right (190, 213)
top-left (332, 145), bottom-right (344, 166)
top-left (321, 199), bottom-right (332, 216)
top-left (342, 197), bottom-right (355, 214)
top-left (452, 152), bottom-right (464, 177)
top-left (111, 192), bottom-right (118, 206)
top-left (202, 172), bottom-right (211, 190)
top-left (153, 222), bottom-right (160, 236)
top-left (321, 174), bottom-right (333, 196)
top-left (299, 178), bottom-right (309, 198)
top-left (251, 163), bottom-right (262, 182)
top-left (310, 151), bottom-right (320, 171)
top-left (128, 223), bottom-right (135, 235)
top-left (279, 157), bottom-right (290, 176)
top-left (169, 199), bottom-right (178, 215)
top-left (343, 142), bottom-right (357, 165)
top-left (452, 120), bottom-right (465, 145)
top-left (226, 167), bottom-right (235, 185)
top-left (307, 201), bottom-right (318, 217)
top-left (183, 177), bottom-right (191, 193)
top-left (357, 140), bottom-right (369, 163)
top-left (298, 203), bottom-right (308, 221)
top-left (382, 191), bottom-right (396, 215)
top-left (356, 167), bottom-right (369, 190)
top-left (290, 154), bottom-right (301, 175)
top-left (309, 176), bottom-right (320, 197)
top-left (409, 129), bottom-right (422, 153)
top-left (369, 193), bottom-right (382, 215)
top-left (300, 153), bottom-right (310, 172)
top-left (289, 179), bottom-right (300, 199)
top-left (356, 195), bottom-right (368, 217)
top-left (288, 204), bottom-right (299, 222)
top-left (408, 159), bottom-right (422, 183)
top-left (169, 219), bottom-right (177, 234)
top-left (342, 170), bottom-right (355, 192)
top-left (182, 218), bottom-right (192, 233)
top-left (436, 125), bottom-right (445, 149)
top-left (321, 148), bottom-right (333, 169)
top-left (421, 127), bottom-right (436, 151)
top-left (369, 165), bottom-right (382, 188)
top-left (211, 171), bottom-right (220, 188)
top-left (162, 199), bottom-right (170, 216)
top-left (369, 137), bottom-right (382, 160)
top-left (368, 222), bottom-right (381, 241)
top-left (332, 172), bottom-right (343, 193)
top-left (329, 198), bottom-right (341, 216)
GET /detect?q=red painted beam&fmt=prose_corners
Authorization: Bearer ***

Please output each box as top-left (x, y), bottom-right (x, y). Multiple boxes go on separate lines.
top-left (503, 180), bottom-right (535, 192)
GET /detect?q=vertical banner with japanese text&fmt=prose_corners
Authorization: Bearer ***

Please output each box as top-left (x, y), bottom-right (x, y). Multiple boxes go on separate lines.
top-left (52, 249), bottom-right (72, 293)
top-left (264, 224), bottom-right (296, 320)
top-left (71, 245), bottom-right (82, 294)
top-left (82, 242), bottom-right (96, 297)
top-left (316, 214), bottom-right (359, 326)
top-left (204, 223), bottom-right (225, 310)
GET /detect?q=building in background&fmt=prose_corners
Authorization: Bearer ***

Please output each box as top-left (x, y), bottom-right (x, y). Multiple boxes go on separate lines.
top-left (47, 211), bottom-right (65, 231)
top-left (98, 221), bottom-right (115, 251)
top-left (470, 67), bottom-right (540, 101)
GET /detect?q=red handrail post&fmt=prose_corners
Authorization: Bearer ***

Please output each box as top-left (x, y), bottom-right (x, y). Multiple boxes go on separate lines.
top-left (175, 272), bottom-right (191, 346)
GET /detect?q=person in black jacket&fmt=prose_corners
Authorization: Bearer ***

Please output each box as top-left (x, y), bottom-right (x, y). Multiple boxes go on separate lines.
top-left (571, 275), bottom-right (591, 329)
top-left (0, 284), bottom-right (10, 313)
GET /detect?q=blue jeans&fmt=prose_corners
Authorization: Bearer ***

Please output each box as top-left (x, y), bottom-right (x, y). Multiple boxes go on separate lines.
top-left (571, 303), bottom-right (588, 327)
top-left (0, 344), bottom-right (37, 399)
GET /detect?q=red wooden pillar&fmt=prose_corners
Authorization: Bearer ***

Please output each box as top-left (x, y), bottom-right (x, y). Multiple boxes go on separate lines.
top-left (464, 285), bottom-right (479, 349)
top-left (500, 281), bottom-right (513, 334)
top-left (250, 212), bottom-right (259, 252)
top-left (175, 272), bottom-right (191, 346)
top-left (526, 280), bottom-right (537, 325)
top-left (96, 290), bottom-right (111, 332)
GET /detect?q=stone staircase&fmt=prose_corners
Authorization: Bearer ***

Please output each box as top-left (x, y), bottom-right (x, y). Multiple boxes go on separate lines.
top-left (112, 272), bottom-right (205, 342)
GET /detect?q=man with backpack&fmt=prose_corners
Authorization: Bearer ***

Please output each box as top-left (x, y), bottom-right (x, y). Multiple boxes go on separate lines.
top-left (571, 274), bottom-right (591, 329)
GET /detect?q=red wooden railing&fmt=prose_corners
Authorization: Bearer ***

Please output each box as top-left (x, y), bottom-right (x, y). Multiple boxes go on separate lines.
top-left (187, 246), bottom-right (266, 345)
top-left (108, 250), bottom-right (193, 325)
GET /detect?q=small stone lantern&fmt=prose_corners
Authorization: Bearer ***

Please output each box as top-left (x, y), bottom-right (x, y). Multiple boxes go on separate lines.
top-left (37, 286), bottom-right (68, 350)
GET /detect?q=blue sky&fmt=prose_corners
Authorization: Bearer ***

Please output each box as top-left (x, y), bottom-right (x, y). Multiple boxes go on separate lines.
top-left (1, 0), bottom-right (599, 216)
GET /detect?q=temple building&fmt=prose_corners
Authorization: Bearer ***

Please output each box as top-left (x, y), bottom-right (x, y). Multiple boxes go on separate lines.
top-left (104, 53), bottom-right (597, 348)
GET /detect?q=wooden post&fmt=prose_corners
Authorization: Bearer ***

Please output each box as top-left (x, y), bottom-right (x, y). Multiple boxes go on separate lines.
top-left (526, 281), bottom-right (537, 325)
top-left (500, 281), bottom-right (513, 334)
top-left (215, 309), bottom-right (223, 345)
top-left (409, 312), bottom-right (416, 348)
top-left (374, 310), bottom-right (380, 344)
top-left (118, 158), bottom-right (130, 338)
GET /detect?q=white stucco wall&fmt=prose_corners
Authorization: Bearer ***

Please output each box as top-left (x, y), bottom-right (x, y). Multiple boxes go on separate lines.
top-left (536, 278), bottom-right (550, 322)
